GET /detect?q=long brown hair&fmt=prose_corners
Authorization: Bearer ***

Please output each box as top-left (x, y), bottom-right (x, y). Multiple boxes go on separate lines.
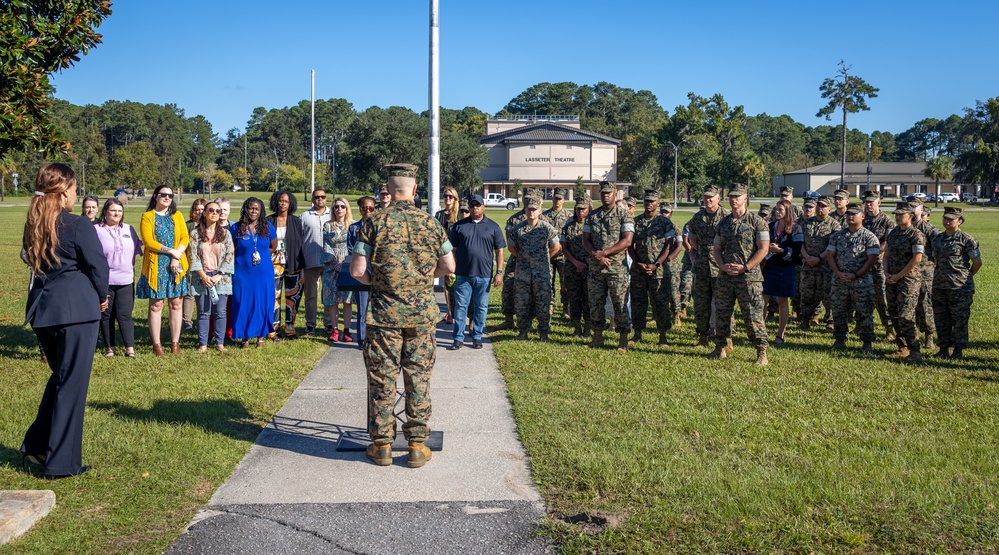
top-left (775, 199), bottom-right (796, 235)
top-left (197, 202), bottom-right (228, 244)
top-left (23, 163), bottom-right (76, 275)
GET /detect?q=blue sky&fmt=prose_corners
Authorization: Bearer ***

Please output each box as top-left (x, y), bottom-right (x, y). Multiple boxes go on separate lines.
top-left (51, 0), bottom-right (999, 137)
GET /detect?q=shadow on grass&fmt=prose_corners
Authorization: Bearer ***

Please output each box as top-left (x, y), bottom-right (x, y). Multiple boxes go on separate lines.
top-left (89, 399), bottom-right (264, 442)
top-left (0, 322), bottom-right (45, 360)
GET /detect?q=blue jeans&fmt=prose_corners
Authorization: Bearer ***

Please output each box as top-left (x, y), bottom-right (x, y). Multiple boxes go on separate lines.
top-left (453, 276), bottom-right (491, 343)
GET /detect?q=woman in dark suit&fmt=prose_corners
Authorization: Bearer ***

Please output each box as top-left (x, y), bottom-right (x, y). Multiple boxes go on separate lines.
top-left (21, 163), bottom-right (109, 478)
top-left (266, 190), bottom-right (306, 339)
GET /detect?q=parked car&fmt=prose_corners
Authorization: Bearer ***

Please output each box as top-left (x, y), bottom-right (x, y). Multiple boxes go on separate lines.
top-left (961, 193), bottom-right (978, 203)
top-left (905, 193), bottom-right (927, 202)
top-left (484, 193), bottom-right (520, 210)
top-left (803, 190), bottom-right (821, 200)
top-left (936, 192), bottom-right (960, 203)
top-left (925, 194), bottom-right (936, 202)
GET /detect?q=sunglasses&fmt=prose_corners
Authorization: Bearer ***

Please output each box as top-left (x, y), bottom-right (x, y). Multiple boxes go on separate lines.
top-left (443, 194), bottom-right (455, 199)
top-left (313, 195), bottom-right (326, 199)
top-left (205, 207), bottom-right (222, 214)
top-left (158, 193), bottom-right (174, 199)
top-left (334, 205), bottom-right (347, 209)
top-left (360, 205), bottom-right (375, 211)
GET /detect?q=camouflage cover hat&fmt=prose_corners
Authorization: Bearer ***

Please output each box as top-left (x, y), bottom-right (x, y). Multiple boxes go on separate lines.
top-left (574, 197), bottom-right (592, 209)
top-left (845, 203), bottom-right (863, 215)
top-left (803, 198), bottom-right (817, 207)
top-left (861, 190), bottom-right (880, 202)
top-left (923, 206), bottom-right (932, 215)
top-left (943, 206), bottom-right (964, 220)
top-left (893, 202), bottom-right (912, 215)
top-left (702, 185), bottom-right (720, 197)
top-left (552, 188), bottom-right (565, 200)
top-left (660, 204), bottom-right (673, 213)
top-left (376, 183), bottom-right (389, 195)
top-left (816, 196), bottom-right (833, 207)
top-left (727, 183), bottom-right (749, 197)
top-left (643, 189), bottom-right (661, 202)
top-left (458, 199), bottom-right (470, 211)
top-left (907, 196), bottom-right (924, 207)
top-left (779, 185), bottom-right (793, 195)
top-left (525, 197), bottom-right (542, 210)
top-left (384, 163), bottom-right (418, 178)
top-left (598, 181), bottom-right (616, 193)
top-left (625, 196), bottom-right (637, 208)
top-left (758, 203), bottom-right (772, 217)
top-left (833, 189), bottom-right (850, 200)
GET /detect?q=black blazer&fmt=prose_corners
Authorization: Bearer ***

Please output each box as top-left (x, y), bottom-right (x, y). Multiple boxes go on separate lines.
top-left (25, 211), bottom-right (110, 327)
top-left (266, 213), bottom-right (306, 273)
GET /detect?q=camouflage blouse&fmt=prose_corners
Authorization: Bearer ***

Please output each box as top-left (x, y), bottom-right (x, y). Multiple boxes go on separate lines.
top-left (801, 216), bottom-right (841, 261)
top-left (713, 211), bottom-right (770, 282)
top-left (931, 229), bottom-right (980, 291)
top-left (561, 217), bottom-right (588, 265)
top-left (631, 214), bottom-right (676, 279)
top-left (508, 221), bottom-right (559, 283)
top-left (354, 201), bottom-right (452, 329)
top-left (884, 225), bottom-right (925, 278)
top-left (826, 226), bottom-right (880, 275)
top-left (862, 210), bottom-right (895, 268)
top-left (912, 219), bottom-right (940, 281)
top-left (582, 204), bottom-right (635, 275)
top-left (542, 207), bottom-right (570, 258)
top-left (687, 207), bottom-right (727, 277)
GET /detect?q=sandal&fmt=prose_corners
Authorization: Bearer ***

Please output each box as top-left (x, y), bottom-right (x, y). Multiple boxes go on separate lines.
top-left (124, 348), bottom-right (136, 358)
top-left (104, 348), bottom-right (115, 358)
top-left (256, 338), bottom-right (265, 349)
top-left (241, 341), bottom-right (251, 350)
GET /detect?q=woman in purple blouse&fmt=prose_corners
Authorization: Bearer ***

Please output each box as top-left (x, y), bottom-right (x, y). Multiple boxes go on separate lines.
top-left (94, 199), bottom-right (141, 357)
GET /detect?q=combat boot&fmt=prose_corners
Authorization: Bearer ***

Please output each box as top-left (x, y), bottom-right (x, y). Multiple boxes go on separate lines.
top-left (582, 323), bottom-right (591, 338)
top-left (497, 314), bottom-right (515, 331)
top-left (723, 338), bottom-right (734, 356)
top-left (617, 332), bottom-right (629, 353)
top-left (587, 330), bottom-right (603, 348)
top-left (630, 329), bottom-right (643, 343)
top-left (707, 342), bottom-right (728, 359)
top-left (538, 331), bottom-right (549, 343)
top-left (516, 330), bottom-right (529, 341)
top-left (673, 313), bottom-right (683, 327)
top-left (903, 350), bottom-right (923, 364)
top-left (934, 346), bottom-right (951, 359)
top-left (365, 442), bottom-right (392, 466)
top-left (860, 341), bottom-right (873, 354)
top-left (696, 334), bottom-right (711, 348)
top-left (885, 329), bottom-right (896, 343)
top-left (885, 346), bottom-right (910, 359)
top-left (799, 319), bottom-right (811, 330)
top-left (756, 347), bottom-right (768, 366)
top-left (949, 347), bottom-right (964, 360)
top-left (407, 441), bottom-right (432, 468)
top-left (572, 321), bottom-right (583, 336)
top-left (923, 335), bottom-right (936, 351)
top-left (658, 330), bottom-right (669, 346)
top-left (832, 338), bottom-right (847, 350)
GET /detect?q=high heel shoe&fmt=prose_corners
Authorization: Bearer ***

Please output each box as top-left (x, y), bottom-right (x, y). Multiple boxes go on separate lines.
top-left (19, 445), bottom-right (46, 469)
top-left (45, 466), bottom-right (91, 479)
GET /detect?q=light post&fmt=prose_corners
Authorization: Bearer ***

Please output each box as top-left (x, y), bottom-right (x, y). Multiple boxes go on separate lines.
top-left (986, 143), bottom-right (998, 201)
top-left (666, 139), bottom-right (686, 208)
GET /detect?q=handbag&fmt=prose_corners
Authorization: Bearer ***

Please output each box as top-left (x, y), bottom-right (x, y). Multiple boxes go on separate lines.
top-left (335, 255), bottom-right (369, 292)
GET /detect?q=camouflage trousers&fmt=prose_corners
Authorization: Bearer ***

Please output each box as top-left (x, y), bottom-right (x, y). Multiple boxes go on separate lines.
top-left (678, 255), bottom-right (693, 311)
top-left (792, 263), bottom-right (802, 315)
top-left (667, 257), bottom-right (683, 314)
top-left (831, 275), bottom-right (875, 342)
top-left (588, 271), bottom-right (630, 333)
top-left (714, 275), bottom-right (768, 348)
top-left (550, 257), bottom-right (567, 314)
top-left (931, 287), bottom-right (974, 348)
top-left (363, 325), bottom-right (435, 445)
top-left (631, 270), bottom-right (672, 332)
top-left (798, 265), bottom-right (832, 322)
top-left (501, 256), bottom-right (517, 316)
top-left (870, 265), bottom-right (893, 335)
top-left (692, 267), bottom-right (719, 336)
top-left (516, 278), bottom-right (553, 332)
top-left (886, 277), bottom-right (920, 350)
top-left (563, 263), bottom-right (590, 323)
top-left (916, 279), bottom-right (937, 335)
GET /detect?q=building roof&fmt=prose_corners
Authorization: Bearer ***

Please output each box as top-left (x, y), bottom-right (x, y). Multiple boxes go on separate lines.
top-left (480, 122), bottom-right (621, 145)
top-left (784, 162), bottom-right (928, 177)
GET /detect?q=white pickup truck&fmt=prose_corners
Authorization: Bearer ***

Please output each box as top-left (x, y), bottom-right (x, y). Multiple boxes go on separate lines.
top-left (484, 193), bottom-right (520, 210)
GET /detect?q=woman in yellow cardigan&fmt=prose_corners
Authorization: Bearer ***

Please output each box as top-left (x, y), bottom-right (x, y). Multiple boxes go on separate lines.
top-left (137, 185), bottom-right (190, 356)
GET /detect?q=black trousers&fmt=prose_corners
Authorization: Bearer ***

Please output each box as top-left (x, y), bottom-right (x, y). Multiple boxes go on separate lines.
top-left (100, 282), bottom-right (135, 349)
top-left (23, 320), bottom-right (98, 476)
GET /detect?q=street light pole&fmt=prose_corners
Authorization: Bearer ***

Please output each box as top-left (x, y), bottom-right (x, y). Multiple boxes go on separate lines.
top-left (666, 139), bottom-right (686, 208)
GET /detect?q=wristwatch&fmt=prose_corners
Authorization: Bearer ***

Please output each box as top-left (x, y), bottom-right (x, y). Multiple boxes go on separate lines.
top-left (495, 269), bottom-right (504, 275)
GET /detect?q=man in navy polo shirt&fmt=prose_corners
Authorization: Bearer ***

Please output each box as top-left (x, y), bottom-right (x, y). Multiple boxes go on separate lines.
top-left (447, 194), bottom-right (506, 349)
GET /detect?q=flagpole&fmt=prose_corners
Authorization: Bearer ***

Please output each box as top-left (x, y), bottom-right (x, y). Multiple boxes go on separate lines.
top-left (428, 0), bottom-right (440, 216)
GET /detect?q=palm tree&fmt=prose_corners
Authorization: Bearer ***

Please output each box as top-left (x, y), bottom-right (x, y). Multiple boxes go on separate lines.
top-left (924, 156), bottom-right (953, 208)
top-left (817, 61), bottom-right (879, 189)
top-left (739, 154), bottom-right (765, 194)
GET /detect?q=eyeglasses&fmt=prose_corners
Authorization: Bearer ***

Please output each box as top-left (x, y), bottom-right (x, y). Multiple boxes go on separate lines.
top-left (334, 205), bottom-right (347, 210)
top-left (313, 195), bottom-right (326, 199)
top-left (460, 209), bottom-right (470, 213)
top-left (158, 193), bottom-right (174, 199)
top-left (443, 194), bottom-right (455, 199)
top-left (360, 206), bottom-right (375, 211)
top-left (205, 208), bottom-right (222, 214)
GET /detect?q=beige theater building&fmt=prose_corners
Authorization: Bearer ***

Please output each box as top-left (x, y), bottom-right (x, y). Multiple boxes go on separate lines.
top-left (773, 161), bottom-right (959, 199)
top-left (479, 115), bottom-right (629, 200)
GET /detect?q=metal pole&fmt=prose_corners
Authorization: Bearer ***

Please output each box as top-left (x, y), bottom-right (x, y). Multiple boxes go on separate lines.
top-left (866, 136), bottom-right (872, 193)
top-left (311, 69), bottom-right (316, 198)
top-left (428, 0), bottom-right (441, 216)
top-left (667, 140), bottom-right (685, 208)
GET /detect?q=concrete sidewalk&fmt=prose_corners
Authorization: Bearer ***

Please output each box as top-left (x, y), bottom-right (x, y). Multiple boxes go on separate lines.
top-left (167, 303), bottom-right (552, 554)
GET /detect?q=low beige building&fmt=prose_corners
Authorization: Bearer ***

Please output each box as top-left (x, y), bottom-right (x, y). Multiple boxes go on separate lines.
top-left (773, 162), bottom-right (960, 199)
top-left (479, 115), bottom-right (629, 200)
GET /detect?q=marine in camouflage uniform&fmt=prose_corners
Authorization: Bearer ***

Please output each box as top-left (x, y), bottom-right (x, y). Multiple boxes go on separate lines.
top-left (662, 205), bottom-right (686, 325)
top-left (687, 186), bottom-right (728, 345)
top-left (583, 181), bottom-right (635, 350)
top-left (628, 190), bottom-right (676, 344)
top-left (353, 163), bottom-right (453, 468)
top-left (499, 189), bottom-right (539, 328)
top-left (798, 197), bottom-right (840, 327)
top-left (830, 189), bottom-right (850, 228)
top-left (711, 184), bottom-right (770, 364)
top-left (909, 199), bottom-right (939, 347)
top-left (561, 198), bottom-right (592, 335)
top-left (677, 221), bottom-right (694, 317)
top-left (779, 186), bottom-right (804, 221)
top-left (509, 199), bottom-right (560, 340)
top-left (824, 203), bottom-right (880, 350)
top-left (861, 190), bottom-right (896, 340)
top-left (542, 189), bottom-right (570, 317)
top-left (792, 198), bottom-right (817, 317)
top-left (883, 203), bottom-right (926, 362)
top-left (930, 207), bottom-right (982, 359)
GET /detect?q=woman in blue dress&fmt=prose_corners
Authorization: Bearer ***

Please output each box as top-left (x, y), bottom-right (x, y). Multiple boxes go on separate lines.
top-left (230, 197), bottom-right (277, 348)
top-left (137, 184), bottom-right (190, 356)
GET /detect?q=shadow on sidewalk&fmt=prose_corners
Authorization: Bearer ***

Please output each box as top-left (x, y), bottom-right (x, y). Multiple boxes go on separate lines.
top-left (252, 414), bottom-right (365, 460)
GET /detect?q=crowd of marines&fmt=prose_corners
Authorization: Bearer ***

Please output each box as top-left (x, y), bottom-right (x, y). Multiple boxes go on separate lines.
top-left (495, 181), bottom-right (982, 366)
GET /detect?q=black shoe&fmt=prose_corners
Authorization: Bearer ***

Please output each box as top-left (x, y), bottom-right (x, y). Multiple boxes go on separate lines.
top-left (45, 466), bottom-right (91, 479)
top-left (447, 340), bottom-right (463, 351)
top-left (471, 339), bottom-right (483, 349)
top-left (516, 330), bottom-right (529, 340)
top-left (19, 445), bottom-right (46, 468)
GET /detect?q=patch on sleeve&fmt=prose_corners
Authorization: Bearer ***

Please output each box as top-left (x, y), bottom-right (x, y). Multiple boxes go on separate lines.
top-left (970, 248), bottom-right (981, 258)
top-left (866, 247), bottom-right (881, 255)
top-left (913, 245), bottom-right (925, 254)
top-left (581, 224), bottom-right (591, 233)
top-left (353, 242), bottom-right (372, 257)
top-left (621, 223), bottom-right (635, 233)
top-left (757, 231), bottom-right (770, 242)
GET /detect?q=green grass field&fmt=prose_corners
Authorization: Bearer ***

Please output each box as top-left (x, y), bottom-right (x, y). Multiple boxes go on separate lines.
top-left (0, 198), bottom-right (996, 553)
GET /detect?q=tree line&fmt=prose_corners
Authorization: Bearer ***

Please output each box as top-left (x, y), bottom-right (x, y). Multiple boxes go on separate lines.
top-left (2, 82), bottom-right (998, 200)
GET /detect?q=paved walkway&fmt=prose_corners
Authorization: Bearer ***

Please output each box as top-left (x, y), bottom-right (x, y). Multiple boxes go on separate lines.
top-left (167, 299), bottom-right (552, 554)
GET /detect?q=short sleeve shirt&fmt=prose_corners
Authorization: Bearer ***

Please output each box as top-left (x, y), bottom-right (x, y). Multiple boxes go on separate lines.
top-left (631, 214), bottom-right (676, 278)
top-left (508, 221), bottom-right (558, 282)
top-left (862, 211), bottom-right (896, 267)
top-left (354, 201), bottom-right (453, 328)
top-left (884, 225), bottom-right (925, 278)
top-left (932, 229), bottom-right (980, 291)
top-left (913, 219), bottom-right (940, 280)
top-left (449, 216), bottom-right (505, 278)
top-left (687, 207), bottom-right (727, 277)
top-left (713, 211), bottom-right (769, 282)
top-left (826, 227), bottom-right (881, 275)
top-left (583, 205), bottom-right (635, 275)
